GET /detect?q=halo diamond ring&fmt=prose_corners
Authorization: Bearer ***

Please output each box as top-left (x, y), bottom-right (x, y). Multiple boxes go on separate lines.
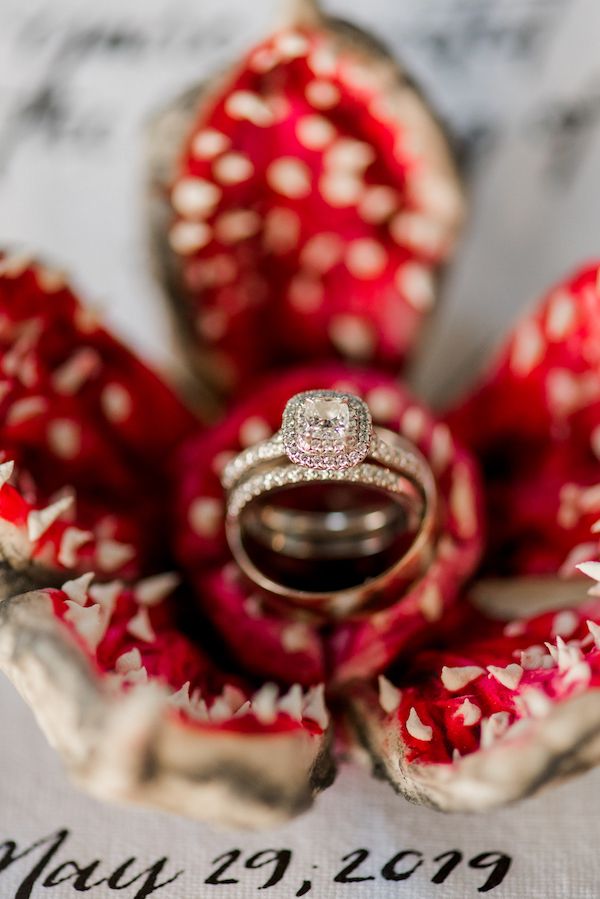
top-left (222, 389), bottom-right (438, 614)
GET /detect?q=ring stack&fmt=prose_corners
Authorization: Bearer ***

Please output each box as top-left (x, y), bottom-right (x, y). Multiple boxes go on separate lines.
top-left (222, 390), bottom-right (437, 614)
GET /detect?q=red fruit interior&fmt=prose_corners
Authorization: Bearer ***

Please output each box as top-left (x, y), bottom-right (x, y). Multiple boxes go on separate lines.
top-left (448, 261), bottom-right (600, 578)
top-left (0, 255), bottom-right (327, 738)
top-left (0, 257), bottom-right (194, 579)
top-left (168, 26), bottom-right (463, 391)
top-left (49, 581), bottom-right (325, 736)
top-left (371, 595), bottom-right (600, 765)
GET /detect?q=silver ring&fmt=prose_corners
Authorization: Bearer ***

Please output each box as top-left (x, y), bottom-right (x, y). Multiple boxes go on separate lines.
top-left (242, 500), bottom-right (419, 559)
top-left (222, 389), bottom-right (437, 613)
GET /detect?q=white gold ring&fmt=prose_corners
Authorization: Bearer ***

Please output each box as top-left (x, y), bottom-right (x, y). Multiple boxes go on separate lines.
top-left (222, 389), bottom-right (437, 614)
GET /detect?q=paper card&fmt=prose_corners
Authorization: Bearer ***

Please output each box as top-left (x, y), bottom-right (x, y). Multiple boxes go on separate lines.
top-left (0, 1), bottom-right (598, 897)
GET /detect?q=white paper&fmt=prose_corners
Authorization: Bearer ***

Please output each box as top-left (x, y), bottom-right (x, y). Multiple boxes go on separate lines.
top-left (0, 1), bottom-right (599, 896)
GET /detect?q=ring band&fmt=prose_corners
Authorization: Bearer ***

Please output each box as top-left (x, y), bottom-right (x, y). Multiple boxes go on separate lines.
top-left (222, 390), bottom-right (437, 614)
top-left (242, 500), bottom-right (420, 559)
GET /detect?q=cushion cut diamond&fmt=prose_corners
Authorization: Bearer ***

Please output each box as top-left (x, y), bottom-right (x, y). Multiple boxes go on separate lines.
top-left (298, 396), bottom-right (350, 452)
top-left (282, 390), bottom-right (373, 470)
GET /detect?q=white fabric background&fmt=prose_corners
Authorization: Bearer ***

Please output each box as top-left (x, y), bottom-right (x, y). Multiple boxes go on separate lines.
top-left (0, 673), bottom-right (597, 899)
top-left (0, 0), bottom-right (599, 896)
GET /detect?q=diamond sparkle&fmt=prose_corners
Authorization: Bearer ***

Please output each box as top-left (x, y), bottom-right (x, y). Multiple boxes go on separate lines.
top-left (298, 396), bottom-right (351, 452)
top-left (282, 390), bottom-right (372, 470)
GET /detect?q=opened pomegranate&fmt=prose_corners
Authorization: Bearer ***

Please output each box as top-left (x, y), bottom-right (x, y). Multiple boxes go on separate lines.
top-left (0, 251), bottom-right (598, 824)
top-left (148, 5), bottom-right (464, 402)
top-left (0, 7), bottom-right (598, 829)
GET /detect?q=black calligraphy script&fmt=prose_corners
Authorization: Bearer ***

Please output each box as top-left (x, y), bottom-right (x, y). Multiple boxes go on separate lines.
top-left (0, 827), bottom-right (514, 897)
top-left (0, 829), bottom-right (182, 899)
